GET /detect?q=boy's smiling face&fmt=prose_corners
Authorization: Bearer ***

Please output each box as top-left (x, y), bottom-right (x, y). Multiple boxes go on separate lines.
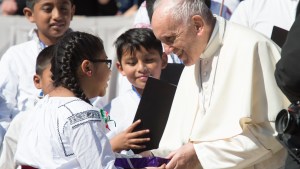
top-left (117, 47), bottom-right (167, 94)
top-left (24, 0), bottom-right (75, 45)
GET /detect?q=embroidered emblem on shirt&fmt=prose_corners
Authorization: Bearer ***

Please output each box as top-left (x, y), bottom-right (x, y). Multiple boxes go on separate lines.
top-left (100, 109), bottom-right (116, 130)
top-left (68, 110), bottom-right (101, 125)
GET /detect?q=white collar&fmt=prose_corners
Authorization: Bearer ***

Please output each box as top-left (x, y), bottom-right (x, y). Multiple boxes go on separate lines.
top-left (200, 15), bottom-right (225, 59)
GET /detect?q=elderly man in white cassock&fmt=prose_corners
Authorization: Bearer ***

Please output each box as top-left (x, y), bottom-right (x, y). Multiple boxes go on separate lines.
top-left (146, 0), bottom-right (290, 168)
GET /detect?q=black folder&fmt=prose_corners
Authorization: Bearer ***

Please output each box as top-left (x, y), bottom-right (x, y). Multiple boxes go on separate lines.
top-left (160, 63), bottom-right (184, 86)
top-left (271, 26), bottom-right (289, 47)
top-left (132, 77), bottom-right (177, 154)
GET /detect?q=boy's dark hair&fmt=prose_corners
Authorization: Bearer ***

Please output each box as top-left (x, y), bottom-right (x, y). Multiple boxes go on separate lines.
top-left (36, 45), bottom-right (55, 76)
top-left (26, 0), bottom-right (36, 10)
top-left (26, 0), bottom-right (74, 9)
top-left (51, 31), bottom-right (105, 104)
top-left (114, 28), bottom-right (163, 64)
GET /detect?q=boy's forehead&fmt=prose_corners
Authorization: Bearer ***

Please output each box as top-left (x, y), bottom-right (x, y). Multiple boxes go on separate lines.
top-left (121, 47), bottom-right (161, 59)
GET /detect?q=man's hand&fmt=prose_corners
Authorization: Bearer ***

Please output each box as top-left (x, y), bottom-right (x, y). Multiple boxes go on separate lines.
top-left (165, 143), bottom-right (201, 169)
top-left (110, 119), bottom-right (150, 152)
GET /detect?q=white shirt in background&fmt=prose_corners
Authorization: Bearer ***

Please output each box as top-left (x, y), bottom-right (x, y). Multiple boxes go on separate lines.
top-left (230, 0), bottom-right (299, 37)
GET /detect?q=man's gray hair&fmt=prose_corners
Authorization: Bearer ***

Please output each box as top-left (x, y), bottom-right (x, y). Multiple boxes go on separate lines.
top-left (153, 0), bottom-right (213, 25)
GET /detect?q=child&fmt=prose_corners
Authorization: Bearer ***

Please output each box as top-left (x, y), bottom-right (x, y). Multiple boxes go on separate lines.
top-left (0, 45), bottom-right (55, 169)
top-left (33, 45), bottom-right (56, 99)
top-left (104, 28), bottom-right (168, 153)
top-left (0, 0), bottom-right (75, 141)
top-left (14, 31), bottom-right (116, 168)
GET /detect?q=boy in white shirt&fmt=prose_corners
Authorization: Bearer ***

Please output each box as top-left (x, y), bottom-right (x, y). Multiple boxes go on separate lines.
top-left (0, 0), bottom-right (75, 141)
top-left (0, 45), bottom-right (55, 169)
top-left (105, 28), bottom-right (168, 154)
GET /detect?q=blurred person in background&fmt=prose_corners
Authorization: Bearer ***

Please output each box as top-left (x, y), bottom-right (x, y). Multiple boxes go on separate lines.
top-left (274, 3), bottom-right (300, 169)
top-left (230, 0), bottom-right (299, 38)
top-left (1, 0), bottom-right (25, 15)
top-left (116, 0), bottom-right (143, 16)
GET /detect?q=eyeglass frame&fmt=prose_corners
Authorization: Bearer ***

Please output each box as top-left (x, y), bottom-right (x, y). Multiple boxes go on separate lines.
top-left (89, 59), bottom-right (112, 69)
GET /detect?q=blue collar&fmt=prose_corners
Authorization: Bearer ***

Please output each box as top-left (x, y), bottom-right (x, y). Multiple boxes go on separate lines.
top-left (132, 85), bottom-right (141, 98)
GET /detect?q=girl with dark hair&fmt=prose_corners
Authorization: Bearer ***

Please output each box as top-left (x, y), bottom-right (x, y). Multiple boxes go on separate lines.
top-left (15, 31), bottom-right (116, 169)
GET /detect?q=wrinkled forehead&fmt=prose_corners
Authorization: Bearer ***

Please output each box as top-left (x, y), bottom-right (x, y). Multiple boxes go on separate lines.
top-left (152, 12), bottom-right (178, 41)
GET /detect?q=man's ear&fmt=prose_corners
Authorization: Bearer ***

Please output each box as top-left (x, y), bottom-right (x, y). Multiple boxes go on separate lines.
top-left (23, 7), bottom-right (35, 23)
top-left (192, 15), bottom-right (205, 35)
top-left (33, 74), bottom-right (42, 89)
top-left (161, 52), bottom-right (168, 69)
top-left (116, 61), bottom-right (126, 76)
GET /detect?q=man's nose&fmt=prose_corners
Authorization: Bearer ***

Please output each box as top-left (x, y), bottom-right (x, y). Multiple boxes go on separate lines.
top-left (163, 44), bottom-right (174, 55)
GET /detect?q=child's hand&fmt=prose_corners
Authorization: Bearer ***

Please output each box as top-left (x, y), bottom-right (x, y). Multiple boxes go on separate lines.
top-left (110, 119), bottom-right (150, 152)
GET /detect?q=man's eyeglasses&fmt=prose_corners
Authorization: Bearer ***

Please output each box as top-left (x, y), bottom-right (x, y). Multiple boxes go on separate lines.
top-left (90, 59), bottom-right (112, 69)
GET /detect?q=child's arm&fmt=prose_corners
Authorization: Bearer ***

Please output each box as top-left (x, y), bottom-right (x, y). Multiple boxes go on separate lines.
top-left (110, 119), bottom-right (150, 152)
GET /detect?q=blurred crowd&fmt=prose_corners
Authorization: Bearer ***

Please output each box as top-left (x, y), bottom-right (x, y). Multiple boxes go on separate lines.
top-left (0, 0), bottom-right (144, 16)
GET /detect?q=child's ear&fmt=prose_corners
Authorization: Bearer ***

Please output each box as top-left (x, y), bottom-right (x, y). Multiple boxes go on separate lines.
top-left (116, 61), bottom-right (126, 76)
top-left (161, 52), bottom-right (168, 69)
top-left (33, 74), bottom-right (42, 89)
top-left (23, 7), bottom-right (35, 23)
top-left (81, 60), bottom-right (93, 77)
